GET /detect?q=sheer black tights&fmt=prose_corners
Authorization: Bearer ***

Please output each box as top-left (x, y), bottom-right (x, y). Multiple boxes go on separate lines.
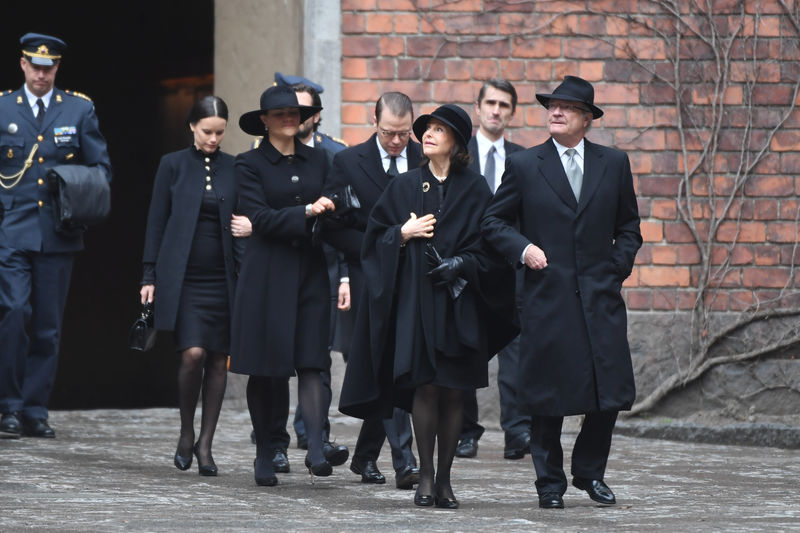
top-left (412, 384), bottom-right (463, 499)
top-left (297, 369), bottom-right (326, 466)
top-left (177, 347), bottom-right (228, 464)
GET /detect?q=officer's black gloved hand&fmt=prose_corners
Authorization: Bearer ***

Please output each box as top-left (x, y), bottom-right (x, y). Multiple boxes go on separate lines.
top-left (427, 256), bottom-right (464, 284)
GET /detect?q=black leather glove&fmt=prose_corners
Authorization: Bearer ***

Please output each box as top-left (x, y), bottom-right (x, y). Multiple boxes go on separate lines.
top-left (427, 255), bottom-right (464, 284)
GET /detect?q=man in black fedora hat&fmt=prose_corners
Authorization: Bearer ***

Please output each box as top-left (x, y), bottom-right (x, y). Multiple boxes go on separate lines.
top-left (481, 75), bottom-right (642, 509)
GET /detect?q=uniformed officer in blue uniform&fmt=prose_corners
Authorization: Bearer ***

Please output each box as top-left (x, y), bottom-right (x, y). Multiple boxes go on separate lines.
top-left (0, 33), bottom-right (112, 438)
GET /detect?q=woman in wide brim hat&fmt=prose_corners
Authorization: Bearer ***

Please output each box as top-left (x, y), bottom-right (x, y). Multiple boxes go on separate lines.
top-left (535, 75), bottom-right (604, 119)
top-left (340, 103), bottom-right (517, 510)
top-left (230, 84), bottom-right (337, 487)
top-left (238, 84), bottom-right (322, 135)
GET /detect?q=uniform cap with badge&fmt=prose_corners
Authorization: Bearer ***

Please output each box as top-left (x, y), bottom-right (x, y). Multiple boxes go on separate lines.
top-left (20, 32), bottom-right (66, 66)
top-left (274, 72), bottom-right (324, 94)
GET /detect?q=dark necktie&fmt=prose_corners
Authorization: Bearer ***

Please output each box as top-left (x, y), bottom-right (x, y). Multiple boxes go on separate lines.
top-left (565, 148), bottom-right (583, 201)
top-left (387, 155), bottom-right (398, 177)
top-left (484, 145), bottom-right (496, 192)
top-left (36, 98), bottom-right (45, 128)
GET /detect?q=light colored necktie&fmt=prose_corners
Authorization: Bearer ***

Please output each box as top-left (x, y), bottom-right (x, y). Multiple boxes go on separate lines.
top-left (484, 145), bottom-right (496, 191)
top-left (565, 148), bottom-right (582, 201)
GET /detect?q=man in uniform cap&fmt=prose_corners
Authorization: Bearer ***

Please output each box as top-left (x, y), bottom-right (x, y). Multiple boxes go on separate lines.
top-left (0, 33), bottom-right (112, 439)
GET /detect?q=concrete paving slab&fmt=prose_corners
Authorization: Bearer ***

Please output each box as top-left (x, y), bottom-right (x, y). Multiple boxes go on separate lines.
top-left (1, 408), bottom-right (799, 532)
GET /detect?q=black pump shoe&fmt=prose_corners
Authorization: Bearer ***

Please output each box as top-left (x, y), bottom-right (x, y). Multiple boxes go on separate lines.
top-left (434, 484), bottom-right (459, 509)
top-left (174, 441), bottom-right (193, 471)
top-left (414, 486), bottom-right (434, 507)
top-left (194, 443), bottom-right (218, 476)
top-left (304, 456), bottom-right (333, 478)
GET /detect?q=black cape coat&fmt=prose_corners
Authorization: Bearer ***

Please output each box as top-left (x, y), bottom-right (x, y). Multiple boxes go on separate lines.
top-left (141, 147), bottom-right (238, 331)
top-left (481, 138), bottom-right (642, 416)
top-left (339, 166), bottom-right (517, 419)
top-left (229, 139), bottom-right (331, 377)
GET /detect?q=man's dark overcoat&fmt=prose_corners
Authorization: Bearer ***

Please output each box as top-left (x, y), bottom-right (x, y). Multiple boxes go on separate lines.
top-left (481, 138), bottom-right (642, 416)
top-left (323, 134), bottom-right (422, 263)
top-left (230, 139), bottom-right (331, 377)
top-left (140, 147), bottom-right (238, 331)
top-left (339, 166), bottom-right (517, 419)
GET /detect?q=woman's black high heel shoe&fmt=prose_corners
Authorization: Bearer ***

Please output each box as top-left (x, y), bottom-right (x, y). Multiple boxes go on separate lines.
top-left (193, 443), bottom-right (218, 477)
top-left (174, 441), bottom-right (193, 471)
top-left (414, 485), bottom-right (435, 507)
top-left (304, 456), bottom-right (332, 484)
top-left (434, 491), bottom-right (459, 509)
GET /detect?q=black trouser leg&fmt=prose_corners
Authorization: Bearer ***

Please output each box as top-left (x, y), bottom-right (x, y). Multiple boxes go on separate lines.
top-left (571, 411), bottom-right (618, 480)
top-left (530, 415), bottom-right (567, 496)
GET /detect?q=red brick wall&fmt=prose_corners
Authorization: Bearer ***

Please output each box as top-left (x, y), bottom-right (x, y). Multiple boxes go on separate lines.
top-left (339, 0), bottom-right (800, 312)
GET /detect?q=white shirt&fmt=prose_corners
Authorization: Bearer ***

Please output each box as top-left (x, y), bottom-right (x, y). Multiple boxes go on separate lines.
top-left (520, 138), bottom-right (586, 264)
top-left (475, 130), bottom-right (506, 193)
top-left (375, 136), bottom-right (408, 174)
top-left (24, 85), bottom-right (53, 114)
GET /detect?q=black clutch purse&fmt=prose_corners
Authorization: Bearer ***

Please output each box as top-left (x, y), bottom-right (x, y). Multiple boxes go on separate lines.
top-left (128, 301), bottom-right (157, 351)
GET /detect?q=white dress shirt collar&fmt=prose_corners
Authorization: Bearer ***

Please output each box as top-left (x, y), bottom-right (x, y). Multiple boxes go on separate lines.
top-left (375, 135), bottom-right (408, 173)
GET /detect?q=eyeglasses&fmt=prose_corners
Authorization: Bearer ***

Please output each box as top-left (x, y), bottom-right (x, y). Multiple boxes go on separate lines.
top-left (378, 129), bottom-right (412, 140)
top-left (546, 102), bottom-right (590, 114)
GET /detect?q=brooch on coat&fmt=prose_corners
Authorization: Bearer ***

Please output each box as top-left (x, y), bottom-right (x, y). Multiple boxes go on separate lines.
top-left (422, 181), bottom-right (430, 192)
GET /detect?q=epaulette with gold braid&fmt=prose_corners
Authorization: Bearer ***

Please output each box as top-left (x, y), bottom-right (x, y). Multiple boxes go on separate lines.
top-left (0, 90), bottom-right (12, 97)
top-left (331, 136), bottom-right (349, 147)
top-left (64, 90), bottom-right (93, 102)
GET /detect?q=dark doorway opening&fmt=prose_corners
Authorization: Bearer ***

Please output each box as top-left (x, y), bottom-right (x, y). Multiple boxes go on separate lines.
top-left (0, 1), bottom-right (214, 408)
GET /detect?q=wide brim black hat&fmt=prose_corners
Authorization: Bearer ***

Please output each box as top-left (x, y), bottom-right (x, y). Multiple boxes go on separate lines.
top-left (239, 85), bottom-right (322, 136)
top-left (412, 104), bottom-right (473, 149)
top-left (536, 75), bottom-right (603, 119)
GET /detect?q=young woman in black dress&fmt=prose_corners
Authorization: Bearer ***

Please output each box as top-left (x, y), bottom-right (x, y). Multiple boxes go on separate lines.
top-left (140, 96), bottom-right (249, 476)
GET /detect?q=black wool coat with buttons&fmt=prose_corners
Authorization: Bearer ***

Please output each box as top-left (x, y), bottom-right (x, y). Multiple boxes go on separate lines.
top-left (230, 139), bottom-right (331, 377)
top-left (141, 147), bottom-right (239, 331)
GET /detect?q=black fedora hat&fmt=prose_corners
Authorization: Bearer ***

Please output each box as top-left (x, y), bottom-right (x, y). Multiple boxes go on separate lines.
top-left (536, 75), bottom-right (603, 119)
top-left (412, 104), bottom-right (473, 149)
top-left (239, 85), bottom-right (322, 135)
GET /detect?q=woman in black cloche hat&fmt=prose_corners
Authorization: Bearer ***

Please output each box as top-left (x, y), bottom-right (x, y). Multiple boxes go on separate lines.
top-left (229, 85), bottom-right (337, 486)
top-left (339, 104), bottom-right (517, 509)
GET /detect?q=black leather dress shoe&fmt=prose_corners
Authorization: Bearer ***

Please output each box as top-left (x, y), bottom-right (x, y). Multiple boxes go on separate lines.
top-left (254, 458), bottom-right (277, 487)
top-left (0, 413), bottom-right (22, 439)
top-left (572, 477), bottom-right (616, 505)
top-left (22, 417), bottom-right (55, 438)
top-left (503, 432), bottom-right (531, 460)
top-left (454, 437), bottom-right (478, 458)
top-left (538, 493), bottom-right (564, 509)
top-left (349, 459), bottom-right (386, 484)
top-left (435, 485), bottom-right (459, 509)
top-left (323, 441), bottom-right (349, 466)
top-left (272, 449), bottom-right (290, 473)
top-left (395, 464), bottom-right (420, 490)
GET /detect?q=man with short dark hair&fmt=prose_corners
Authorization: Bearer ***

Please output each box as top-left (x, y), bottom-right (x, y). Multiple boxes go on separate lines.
top-left (482, 76), bottom-right (642, 509)
top-left (324, 92), bottom-right (420, 491)
top-left (455, 78), bottom-right (530, 462)
top-left (0, 33), bottom-right (111, 439)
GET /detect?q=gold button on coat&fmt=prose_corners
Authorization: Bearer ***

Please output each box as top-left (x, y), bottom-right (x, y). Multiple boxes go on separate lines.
top-left (38, 157), bottom-right (44, 164)
top-left (38, 200), bottom-right (44, 207)
top-left (37, 135), bottom-right (43, 142)
top-left (205, 184), bottom-right (212, 191)
top-left (37, 178), bottom-right (44, 185)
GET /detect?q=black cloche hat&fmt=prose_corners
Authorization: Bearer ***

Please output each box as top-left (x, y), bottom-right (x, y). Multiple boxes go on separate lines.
top-left (239, 85), bottom-right (322, 135)
top-left (20, 33), bottom-right (66, 66)
top-left (536, 75), bottom-right (603, 119)
top-left (412, 104), bottom-right (473, 149)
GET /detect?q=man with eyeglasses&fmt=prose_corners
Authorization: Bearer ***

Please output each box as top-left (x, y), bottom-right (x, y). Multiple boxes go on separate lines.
top-left (482, 76), bottom-right (641, 509)
top-left (455, 78), bottom-right (530, 463)
top-left (323, 92), bottom-right (420, 491)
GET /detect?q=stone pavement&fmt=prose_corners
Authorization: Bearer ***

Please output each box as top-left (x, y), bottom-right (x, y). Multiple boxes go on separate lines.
top-left (2, 408), bottom-right (799, 532)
